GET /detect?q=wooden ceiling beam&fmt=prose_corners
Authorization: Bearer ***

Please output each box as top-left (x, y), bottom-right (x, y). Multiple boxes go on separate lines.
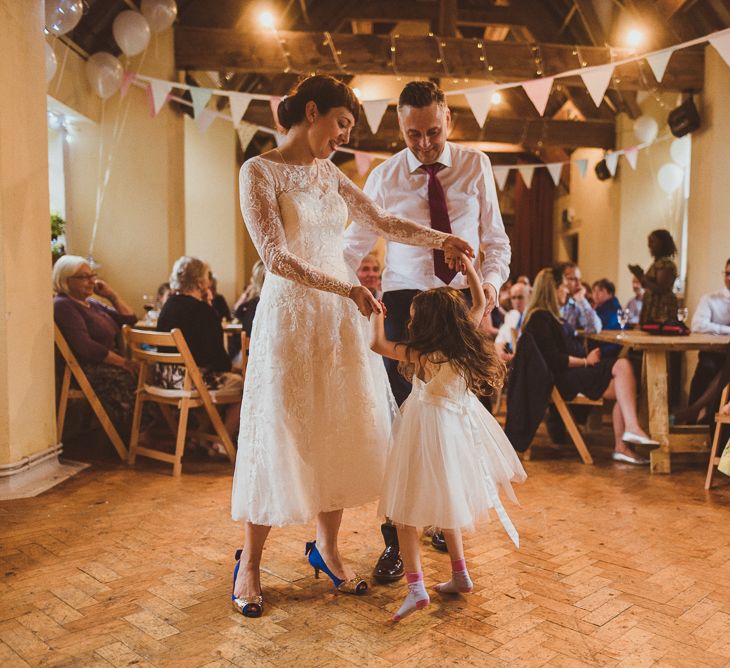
top-left (239, 101), bottom-right (615, 150)
top-left (174, 27), bottom-right (703, 91)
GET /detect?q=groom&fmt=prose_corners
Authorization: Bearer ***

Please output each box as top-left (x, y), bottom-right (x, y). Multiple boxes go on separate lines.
top-left (343, 81), bottom-right (511, 583)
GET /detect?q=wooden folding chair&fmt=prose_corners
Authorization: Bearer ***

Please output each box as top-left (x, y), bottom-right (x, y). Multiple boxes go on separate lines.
top-left (123, 326), bottom-right (241, 476)
top-left (54, 325), bottom-right (128, 460)
top-left (524, 389), bottom-right (600, 465)
top-left (705, 383), bottom-right (730, 490)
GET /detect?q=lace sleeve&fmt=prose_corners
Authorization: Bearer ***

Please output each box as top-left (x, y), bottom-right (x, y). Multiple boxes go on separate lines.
top-left (239, 159), bottom-right (353, 297)
top-left (333, 163), bottom-right (449, 248)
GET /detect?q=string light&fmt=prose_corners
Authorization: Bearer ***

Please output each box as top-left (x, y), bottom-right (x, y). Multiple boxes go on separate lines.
top-left (491, 91), bottom-right (502, 105)
top-left (258, 11), bottom-right (275, 29)
top-left (625, 27), bottom-right (645, 49)
top-left (476, 39), bottom-right (494, 75)
top-left (323, 31), bottom-right (347, 71)
top-left (433, 34), bottom-right (450, 77)
top-left (389, 33), bottom-right (401, 78)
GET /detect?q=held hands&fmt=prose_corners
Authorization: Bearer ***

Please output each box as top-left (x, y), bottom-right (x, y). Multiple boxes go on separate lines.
top-left (349, 285), bottom-right (382, 318)
top-left (443, 235), bottom-right (474, 269)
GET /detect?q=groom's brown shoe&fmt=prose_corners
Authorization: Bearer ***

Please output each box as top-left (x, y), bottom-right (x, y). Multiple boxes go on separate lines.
top-left (373, 522), bottom-right (404, 583)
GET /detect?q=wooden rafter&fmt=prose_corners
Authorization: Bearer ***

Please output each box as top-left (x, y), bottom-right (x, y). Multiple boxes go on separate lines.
top-left (173, 27), bottom-right (703, 91)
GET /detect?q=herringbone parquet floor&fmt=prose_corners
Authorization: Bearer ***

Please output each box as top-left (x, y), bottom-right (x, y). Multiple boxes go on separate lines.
top-left (2, 428), bottom-right (730, 667)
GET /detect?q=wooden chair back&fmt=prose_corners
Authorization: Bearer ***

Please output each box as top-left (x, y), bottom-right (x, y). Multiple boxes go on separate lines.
top-left (705, 383), bottom-right (730, 490)
top-left (54, 325), bottom-right (128, 460)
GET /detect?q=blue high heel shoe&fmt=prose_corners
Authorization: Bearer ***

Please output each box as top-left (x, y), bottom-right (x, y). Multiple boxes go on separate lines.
top-left (231, 549), bottom-right (264, 617)
top-left (305, 541), bottom-right (368, 595)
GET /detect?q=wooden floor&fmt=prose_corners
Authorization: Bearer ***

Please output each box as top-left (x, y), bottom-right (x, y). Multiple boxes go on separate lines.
top-left (2, 429), bottom-right (730, 667)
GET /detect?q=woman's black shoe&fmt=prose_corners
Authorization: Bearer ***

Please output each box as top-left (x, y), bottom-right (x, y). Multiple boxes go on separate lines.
top-left (431, 531), bottom-right (448, 552)
top-left (372, 522), bottom-right (404, 583)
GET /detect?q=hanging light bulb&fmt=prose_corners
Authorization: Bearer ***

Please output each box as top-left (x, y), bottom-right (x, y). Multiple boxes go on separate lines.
top-left (259, 11), bottom-right (275, 29)
top-left (491, 91), bottom-right (502, 105)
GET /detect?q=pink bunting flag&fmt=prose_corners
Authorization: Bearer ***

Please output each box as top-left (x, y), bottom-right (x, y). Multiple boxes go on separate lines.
top-left (522, 77), bottom-right (554, 116)
top-left (624, 147), bottom-right (638, 170)
top-left (580, 64), bottom-right (614, 107)
top-left (709, 30), bottom-right (730, 67)
top-left (546, 163), bottom-right (564, 186)
top-left (576, 159), bottom-right (588, 178)
top-left (517, 165), bottom-right (535, 189)
top-left (147, 79), bottom-right (173, 116)
top-left (354, 151), bottom-right (375, 176)
top-left (492, 166), bottom-right (510, 191)
top-left (361, 99), bottom-right (391, 135)
top-left (645, 49), bottom-right (675, 83)
top-left (120, 71), bottom-right (136, 98)
top-left (270, 96), bottom-right (283, 131)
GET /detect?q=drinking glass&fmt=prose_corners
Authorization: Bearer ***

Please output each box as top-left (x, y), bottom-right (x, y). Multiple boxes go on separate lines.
top-left (617, 308), bottom-right (630, 339)
top-left (142, 294), bottom-right (156, 324)
top-left (677, 307), bottom-right (688, 324)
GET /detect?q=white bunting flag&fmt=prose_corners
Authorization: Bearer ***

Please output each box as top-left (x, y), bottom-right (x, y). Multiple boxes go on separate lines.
top-left (646, 49), bottom-right (675, 83)
top-left (624, 147), bottom-right (638, 170)
top-left (493, 166), bottom-right (510, 191)
top-left (576, 159), bottom-right (588, 178)
top-left (274, 132), bottom-right (286, 147)
top-left (354, 151), bottom-right (375, 176)
top-left (709, 31), bottom-right (730, 67)
top-left (361, 99), bottom-right (391, 135)
top-left (190, 87), bottom-right (212, 119)
top-left (546, 163), bottom-right (564, 186)
top-left (517, 165), bottom-right (535, 189)
top-left (148, 78), bottom-right (173, 116)
top-left (522, 77), bottom-right (554, 116)
top-left (195, 108), bottom-right (216, 133)
top-left (604, 152), bottom-right (619, 176)
top-left (236, 121), bottom-right (258, 152)
top-left (465, 88), bottom-right (494, 128)
top-left (228, 92), bottom-right (252, 127)
top-left (580, 64), bottom-right (614, 107)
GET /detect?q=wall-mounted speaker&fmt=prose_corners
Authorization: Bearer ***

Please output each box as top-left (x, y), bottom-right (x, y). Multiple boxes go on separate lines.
top-left (668, 97), bottom-right (700, 137)
top-left (594, 159), bottom-right (611, 181)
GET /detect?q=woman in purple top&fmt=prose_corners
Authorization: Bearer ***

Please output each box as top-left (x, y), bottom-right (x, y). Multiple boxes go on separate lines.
top-left (53, 255), bottom-right (139, 435)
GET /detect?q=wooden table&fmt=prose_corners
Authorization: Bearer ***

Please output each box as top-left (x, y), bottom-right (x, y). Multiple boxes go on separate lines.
top-left (586, 330), bottom-right (730, 473)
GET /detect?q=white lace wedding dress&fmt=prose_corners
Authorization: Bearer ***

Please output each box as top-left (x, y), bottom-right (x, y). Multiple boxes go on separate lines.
top-left (231, 156), bottom-right (449, 527)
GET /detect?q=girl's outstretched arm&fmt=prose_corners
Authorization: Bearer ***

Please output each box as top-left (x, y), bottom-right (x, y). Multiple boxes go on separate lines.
top-left (461, 253), bottom-right (487, 325)
top-left (370, 307), bottom-right (419, 363)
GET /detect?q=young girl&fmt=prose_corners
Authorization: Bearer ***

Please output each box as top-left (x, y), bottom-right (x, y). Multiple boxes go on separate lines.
top-left (370, 254), bottom-right (526, 621)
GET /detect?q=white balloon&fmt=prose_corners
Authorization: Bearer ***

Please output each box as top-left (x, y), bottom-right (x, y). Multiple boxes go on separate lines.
top-left (657, 163), bottom-right (684, 194)
top-left (45, 0), bottom-right (83, 36)
top-left (141, 0), bottom-right (178, 33)
top-left (633, 115), bottom-right (658, 144)
top-left (670, 136), bottom-right (691, 168)
top-left (112, 11), bottom-right (151, 57)
top-left (85, 52), bottom-right (124, 99)
top-left (45, 42), bottom-right (58, 82)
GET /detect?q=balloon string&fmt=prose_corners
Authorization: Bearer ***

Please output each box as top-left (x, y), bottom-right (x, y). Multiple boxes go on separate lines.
top-left (52, 37), bottom-right (69, 98)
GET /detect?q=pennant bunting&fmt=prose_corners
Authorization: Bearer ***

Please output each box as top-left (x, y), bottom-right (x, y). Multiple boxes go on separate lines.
top-left (580, 64), bottom-right (614, 107)
top-left (546, 163), bottom-right (563, 186)
top-left (521, 77), bottom-right (554, 116)
top-left (190, 87), bottom-right (212, 119)
top-left (274, 132), bottom-right (286, 147)
top-left (361, 99), bottom-right (391, 135)
top-left (709, 31), bottom-right (730, 67)
top-left (354, 151), bottom-right (376, 176)
top-left (228, 92), bottom-right (252, 127)
top-left (465, 88), bottom-right (494, 128)
top-left (195, 108), bottom-right (216, 133)
top-left (120, 71), bottom-right (135, 98)
top-left (624, 147), bottom-right (638, 170)
top-left (517, 165), bottom-right (535, 189)
top-left (236, 121), bottom-right (258, 152)
top-left (269, 96), bottom-right (283, 129)
top-left (604, 152), bottom-right (619, 176)
top-left (576, 159), bottom-right (588, 178)
top-left (645, 49), bottom-right (675, 83)
top-left (148, 78), bottom-right (172, 116)
top-left (493, 166), bottom-right (510, 191)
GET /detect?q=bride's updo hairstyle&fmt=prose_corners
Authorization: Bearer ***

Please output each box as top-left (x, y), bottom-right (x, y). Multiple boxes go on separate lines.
top-left (277, 75), bottom-right (360, 130)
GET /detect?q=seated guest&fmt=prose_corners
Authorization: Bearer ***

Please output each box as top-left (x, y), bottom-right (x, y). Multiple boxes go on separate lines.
top-left (355, 253), bottom-right (382, 299)
top-left (592, 278), bottom-right (622, 358)
top-left (233, 260), bottom-right (266, 338)
top-left (554, 261), bottom-right (602, 333)
top-left (687, 258), bottom-right (730, 411)
top-left (629, 229), bottom-right (678, 325)
top-left (495, 282), bottom-right (530, 363)
top-left (53, 255), bottom-right (141, 436)
top-left (516, 275), bottom-right (531, 287)
top-left (675, 343), bottom-right (730, 426)
top-left (498, 278), bottom-right (513, 312)
top-left (626, 276), bottom-right (644, 325)
top-left (208, 272), bottom-right (231, 322)
top-left (157, 256), bottom-right (242, 444)
top-left (156, 282), bottom-right (171, 310)
top-left (523, 268), bottom-right (657, 464)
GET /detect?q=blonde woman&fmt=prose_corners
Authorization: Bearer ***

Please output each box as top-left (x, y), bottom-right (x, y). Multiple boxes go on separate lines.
top-left (522, 268), bottom-right (657, 464)
top-left (233, 260), bottom-right (265, 337)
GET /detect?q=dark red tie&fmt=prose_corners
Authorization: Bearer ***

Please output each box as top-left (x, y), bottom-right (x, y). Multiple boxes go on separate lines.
top-left (422, 163), bottom-right (456, 285)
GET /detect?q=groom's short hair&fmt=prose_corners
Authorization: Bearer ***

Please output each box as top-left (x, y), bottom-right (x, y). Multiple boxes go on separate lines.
top-left (398, 81), bottom-right (446, 110)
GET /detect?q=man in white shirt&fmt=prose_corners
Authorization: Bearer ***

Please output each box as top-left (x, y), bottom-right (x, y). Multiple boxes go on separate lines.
top-left (689, 258), bottom-right (730, 405)
top-left (344, 80), bottom-right (510, 582)
top-left (344, 81), bottom-right (511, 406)
top-left (495, 282), bottom-right (531, 362)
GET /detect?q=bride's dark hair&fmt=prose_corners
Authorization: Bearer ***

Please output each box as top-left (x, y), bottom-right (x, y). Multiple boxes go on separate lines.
top-left (277, 75), bottom-right (360, 130)
top-left (397, 288), bottom-right (505, 396)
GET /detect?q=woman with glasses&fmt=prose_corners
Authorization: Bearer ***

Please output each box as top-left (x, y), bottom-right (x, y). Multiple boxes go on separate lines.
top-left (52, 255), bottom-right (140, 437)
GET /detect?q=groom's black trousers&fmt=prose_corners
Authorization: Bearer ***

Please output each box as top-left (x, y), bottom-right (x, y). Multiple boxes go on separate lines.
top-left (382, 288), bottom-right (492, 412)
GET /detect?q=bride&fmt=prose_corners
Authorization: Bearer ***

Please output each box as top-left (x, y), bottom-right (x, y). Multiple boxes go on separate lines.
top-left (231, 75), bottom-right (473, 617)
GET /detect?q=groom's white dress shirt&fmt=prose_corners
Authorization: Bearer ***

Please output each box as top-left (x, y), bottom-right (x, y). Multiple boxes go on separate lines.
top-left (691, 287), bottom-right (730, 335)
top-left (343, 142), bottom-right (511, 295)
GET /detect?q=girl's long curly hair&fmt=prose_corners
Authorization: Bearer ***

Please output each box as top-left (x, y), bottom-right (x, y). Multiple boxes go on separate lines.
top-left (397, 287), bottom-right (505, 395)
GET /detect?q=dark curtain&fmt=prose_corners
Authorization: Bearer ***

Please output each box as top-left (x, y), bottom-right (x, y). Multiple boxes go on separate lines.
top-left (511, 167), bottom-right (555, 280)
